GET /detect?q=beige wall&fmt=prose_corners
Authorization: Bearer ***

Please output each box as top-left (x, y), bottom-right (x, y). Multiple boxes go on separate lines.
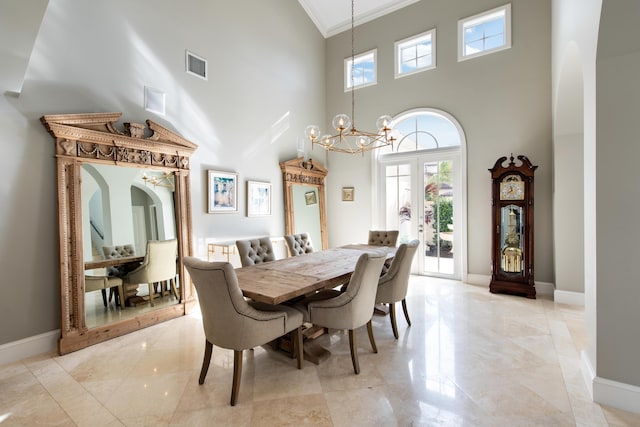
top-left (596, 0), bottom-right (640, 388)
top-left (323, 0), bottom-right (554, 282)
top-left (0, 0), bottom-right (325, 345)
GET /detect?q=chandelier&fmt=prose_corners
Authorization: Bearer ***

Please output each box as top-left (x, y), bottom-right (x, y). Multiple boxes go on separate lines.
top-left (304, 0), bottom-right (395, 155)
top-left (142, 171), bottom-right (174, 189)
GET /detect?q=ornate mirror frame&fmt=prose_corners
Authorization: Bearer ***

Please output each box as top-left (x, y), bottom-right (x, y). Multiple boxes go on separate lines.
top-left (280, 157), bottom-right (328, 250)
top-left (41, 112), bottom-right (197, 354)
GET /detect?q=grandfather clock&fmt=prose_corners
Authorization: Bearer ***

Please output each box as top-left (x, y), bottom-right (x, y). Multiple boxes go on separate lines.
top-left (489, 154), bottom-right (537, 298)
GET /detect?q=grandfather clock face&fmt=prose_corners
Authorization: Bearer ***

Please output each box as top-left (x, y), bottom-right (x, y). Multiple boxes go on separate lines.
top-left (499, 175), bottom-right (524, 200)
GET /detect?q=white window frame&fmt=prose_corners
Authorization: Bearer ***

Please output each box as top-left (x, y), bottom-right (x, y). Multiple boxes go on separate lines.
top-left (344, 48), bottom-right (377, 91)
top-left (458, 4), bottom-right (511, 62)
top-left (395, 29), bottom-right (436, 79)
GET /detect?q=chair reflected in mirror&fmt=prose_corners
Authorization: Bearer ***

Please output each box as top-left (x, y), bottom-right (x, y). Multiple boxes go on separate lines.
top-left (123, 239), bottom-right (178, 306)
top-left (84, 272), bottom-right (125, 310)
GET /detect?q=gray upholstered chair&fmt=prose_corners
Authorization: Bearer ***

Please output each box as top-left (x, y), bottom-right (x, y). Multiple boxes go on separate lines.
top-left (183, 256), bottom-right (304, 406)
top-left (294, 250), bottom-right (387, 374)
top-left (368, 230), bottom-right (399, 247)
top-left (102, 244), bottom-right (136, 259)
top-left (284, 233), bottom-right (314, 257)
top-left (235, 237), bottom-right (276, 267)
top-left (85, 274), bottom-right (125, 309)
top-left (375, 240), bottom-right (419, 339)
top-left (368, 230), bottom-right (399, 275)
top-left (123, 239), bottom-right (178, 307)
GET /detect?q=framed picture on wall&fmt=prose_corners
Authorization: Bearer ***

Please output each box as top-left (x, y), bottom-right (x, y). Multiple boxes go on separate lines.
top-left (304, 190), bottom-right (317, 205)
top-left (342, 187), bottom-right (354, 202)
top-left (208, 170), bottom-right (238, 213)
top-left (247, 181), bottom-right (272, 217)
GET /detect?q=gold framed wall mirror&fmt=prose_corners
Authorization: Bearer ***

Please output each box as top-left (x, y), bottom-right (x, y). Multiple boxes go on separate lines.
top-left (41, 112), bottom-right (197, 354)
top-left (280, 158), bottom-right (328, 250)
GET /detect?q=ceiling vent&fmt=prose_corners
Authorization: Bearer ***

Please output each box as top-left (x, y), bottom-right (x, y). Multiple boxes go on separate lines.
top-left (186, 50), bottom-right (207, 80)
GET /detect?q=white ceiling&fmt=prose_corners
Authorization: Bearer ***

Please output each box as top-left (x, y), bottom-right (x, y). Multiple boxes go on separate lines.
top-left (298, 0), bottom-right (421, 38)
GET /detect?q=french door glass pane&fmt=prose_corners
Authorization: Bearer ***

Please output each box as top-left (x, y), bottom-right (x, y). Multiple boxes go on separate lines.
top-left (424, 160), bottom-right (454, 275)
top-left (385, 164), bottom-right (412, 244)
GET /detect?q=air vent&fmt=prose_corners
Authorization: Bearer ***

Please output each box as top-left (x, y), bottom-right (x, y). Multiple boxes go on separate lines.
top-left (186, 50), bottom-right (207, 80)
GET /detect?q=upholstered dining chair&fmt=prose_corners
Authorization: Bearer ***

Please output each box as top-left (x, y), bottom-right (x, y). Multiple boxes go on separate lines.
top-left (368, 230), bottom-right (399, 247)
top-left (294, 250), bottom-right (387, 375)
top-left (84, 273), bottom-right (125, 309)
top-left (102, 243), bottom-right (136, 260)
top-left (284, 233), bottom-right (314, 257)
top-left (123, 239), bottom-right (178, 307)
top-left (375, 239), bottom-right (419, 339)
top-left (235, 237), bottom-right (276, 267)
top-left (101, 243), bottom-right (136, 302)
top-left (183, 256), bottom-right (304, 406)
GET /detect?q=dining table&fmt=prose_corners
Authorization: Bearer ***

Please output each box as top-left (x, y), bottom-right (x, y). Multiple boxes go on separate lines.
top-left (235, 244), bottom-right (396, 363)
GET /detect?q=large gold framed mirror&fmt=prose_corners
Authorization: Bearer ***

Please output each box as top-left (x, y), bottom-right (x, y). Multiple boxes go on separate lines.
top-left (41, 113), bottom-right (197, 354)
top-left (280, 158), bottom-right (328, 250)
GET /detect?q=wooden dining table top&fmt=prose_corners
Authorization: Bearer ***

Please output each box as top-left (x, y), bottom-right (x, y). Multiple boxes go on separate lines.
top-left (84, 255), bottom-right (144, 270)
top-left (235, 244), bottom-right (396, 305)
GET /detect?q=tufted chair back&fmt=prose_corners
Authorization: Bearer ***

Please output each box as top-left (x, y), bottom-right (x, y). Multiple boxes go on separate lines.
top-left (102, 244), bottom-right (136, 259)
top-left (236, 237), bottom-right (276, 267)
top-left (284, 233), bottom-right (314, 257)
top-left (368, 230), bottom-right (399, 247)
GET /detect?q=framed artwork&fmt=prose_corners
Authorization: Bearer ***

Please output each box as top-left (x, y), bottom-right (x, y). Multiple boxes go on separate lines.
top-left (342, 187), bottom-right (355, 202)
top-left (247, 181), bottom-right (272, 217)
top-left (208, 170), bottom-right (238, 213)
top-left (304, 190), bottom-right (318, 205)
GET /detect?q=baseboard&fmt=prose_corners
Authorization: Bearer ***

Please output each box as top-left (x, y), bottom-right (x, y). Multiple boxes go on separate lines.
top-left (581, 350), bottom-right (595, 398)
top-left (464, 274), bottom-right (554, 296)
top-left (582, 349), bottom-right (640, 414)
top-left (0, 330), bottom-right (59, 366)
top-left (554, 289), bottom-right (585, 306)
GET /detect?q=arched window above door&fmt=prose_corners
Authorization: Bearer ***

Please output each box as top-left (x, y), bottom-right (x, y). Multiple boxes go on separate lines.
top-left (377, 109), bottom-right (462, 155)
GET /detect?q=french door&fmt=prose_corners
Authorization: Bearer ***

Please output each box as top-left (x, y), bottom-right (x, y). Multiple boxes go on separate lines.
top-left (378, 149), bottom-right (462, 279)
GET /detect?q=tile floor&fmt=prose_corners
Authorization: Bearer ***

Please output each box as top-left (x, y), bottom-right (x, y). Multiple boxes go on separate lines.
top-left (2, 277), bottom-right (640, 426)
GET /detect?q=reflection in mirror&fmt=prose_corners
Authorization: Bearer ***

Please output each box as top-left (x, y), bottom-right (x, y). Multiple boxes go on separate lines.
top-left (280, 158), bottom-right (328, 250)
top-left (291, 185), bottom-right (322, 250)
top-left (41, 112), bottom-right (197, 354)
top-left (82, 164), bottom-right (179, 329)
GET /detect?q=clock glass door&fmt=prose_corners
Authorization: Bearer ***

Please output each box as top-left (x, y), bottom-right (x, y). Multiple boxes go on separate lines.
top-left (500, 204), bottom-right (524, 274)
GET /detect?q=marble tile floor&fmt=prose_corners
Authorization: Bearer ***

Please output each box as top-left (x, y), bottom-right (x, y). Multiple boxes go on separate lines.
top-left (2, 276), bottom-right (640, 426)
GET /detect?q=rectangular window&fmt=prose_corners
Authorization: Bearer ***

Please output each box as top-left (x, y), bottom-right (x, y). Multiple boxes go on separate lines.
top-left (345, 49), bottom-right (377, 91)
top-left (458, 4), bottom-right (511, 61)
top-left (395, 29), bottom-right (436, 79)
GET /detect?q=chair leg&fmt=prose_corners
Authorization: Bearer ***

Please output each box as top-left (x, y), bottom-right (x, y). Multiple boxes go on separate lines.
top-left (170, 278), bottom-right (179, 301)
top-left (148, 283), bottom-right (155, 306)
top-left (402, 298), bottom-right (412, 326)
top-left (199, 340), bottom-right (213, 385)
top-left (389, 303), bottom-right (399, 339)
top-left (294, 326), bottom-right (303, 369)
top-left (100, 289), bottom-right (107, 307)
top-left (348, 329), bottom-right (360, 375)
top-left (231, 350), bottom-right (243, 406)
top-left (366, 320), bottom-right (378, 354)
top-left (116, 285), bottom-right (125, 309)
